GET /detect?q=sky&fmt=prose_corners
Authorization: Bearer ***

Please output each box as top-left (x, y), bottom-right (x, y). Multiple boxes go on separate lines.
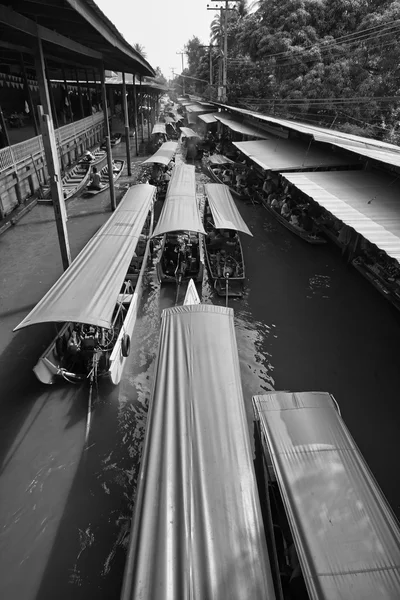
top-left (95, 0), bottom-right (217, 80)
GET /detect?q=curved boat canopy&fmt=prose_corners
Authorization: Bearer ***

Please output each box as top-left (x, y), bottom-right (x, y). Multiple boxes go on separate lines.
top-left (142, 141), bottom-right (178, 167)
top-left (151, 164), bottom-right (206, 237)
top-left (205, 184), bottom-right (253, 236)
top-left (208, 154), bottom-right (234, 166)
top-left (180, 126), bottom-right (200, 138)
top-left (14, 184), bottom-right (156, 331)
top-left (253, 391), bottom-right (400, 600)
top-left (121, 304), bottom-right (276, 600)
top-left (151, 122), bottom-right (167, 135)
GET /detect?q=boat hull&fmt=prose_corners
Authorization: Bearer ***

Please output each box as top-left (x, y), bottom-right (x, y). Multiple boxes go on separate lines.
top-left (262, 200), bottom-right (327, 244)
top-left (204, 236), bottom-right (246, 297)
top-left (155, 232), bottom-right (205, 284)
top-left (203, 161), bottom-right (243, 200)
top-left (32, 212), bottom-right (153, 386)
top-left (38, 163), bottom-right (91, 204)
top-left (85, 160), bottom-right (125, 196)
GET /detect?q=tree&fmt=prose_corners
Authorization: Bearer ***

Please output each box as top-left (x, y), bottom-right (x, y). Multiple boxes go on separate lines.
top-left (133, 43), bottom-right (147, 58)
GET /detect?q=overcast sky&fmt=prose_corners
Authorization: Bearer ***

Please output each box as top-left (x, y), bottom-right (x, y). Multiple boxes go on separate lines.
top-left (95, 0), bottom-right (217, 80)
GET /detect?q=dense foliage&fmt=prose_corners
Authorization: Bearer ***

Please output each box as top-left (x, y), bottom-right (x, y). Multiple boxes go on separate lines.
top-left (175, 0), bottom-right (400, 141)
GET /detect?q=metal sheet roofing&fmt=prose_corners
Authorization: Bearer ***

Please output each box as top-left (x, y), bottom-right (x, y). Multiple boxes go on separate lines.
top-left (233, 139), bottom-right (354, 171)
top-left (142, 141), bottom-right (178, 166)
top-left (253, 391), bottom-right (400, 600)
top-left (14, 184), bottom-right (156, 331)
top-left (121, 304), bottom-right (276, 600)
top-left (198, 113), bottom-right (219, 124)
top-left (151, 164), bottom-right (205, 237)
top-left (205, 184), bottom-right (252, 235)
top-left (151, 123), bottom-right (167, 135)
top-left (208, 154), bottom-right (235, 165)
top-left (218, 103), bottom-right (400, 170)
top-left (180, 127), bottom-right (200, 139)
top-left (215, 115), bottom-right (268, 139)
top-left (282, 170), bottom-right (400, 261)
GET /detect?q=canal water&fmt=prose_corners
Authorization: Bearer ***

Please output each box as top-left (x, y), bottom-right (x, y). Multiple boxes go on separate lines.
top-left (1, 166), bottom-right (400, 600)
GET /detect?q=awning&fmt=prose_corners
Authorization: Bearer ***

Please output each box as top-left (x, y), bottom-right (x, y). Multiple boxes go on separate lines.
top-left (205, 184), bottom-right (253, 236)
top-left (151, 164), bottom-right (206, 237)
top-left (142, 141), bottom-right (178, 166)
top-left (233, 139), bottom-right (356, 171)
top-left (164, 116), bottom-right (175, 124)
top-left (218, 102), bottom-right (400, 168)
top-left (180, 127), bottom-right (200, 139)
top-left (121, 305), bottom-right (275, 600)
top-left (198, 113), bottom-right (219, 124)
top-left (151, 123), bottom-right (167, 135)
top-left (282, 170), bottom-right (400, 261)
top-left (208, 154), bottom-right (235, 165)
top-left (14, 185), bottom-right (156, 330)
top-left (253, 391), bottom-right (400, 600)
top-left (215, 115), bottom-right (268, 139)
top-left (186, 104), bottom-right (215, 113)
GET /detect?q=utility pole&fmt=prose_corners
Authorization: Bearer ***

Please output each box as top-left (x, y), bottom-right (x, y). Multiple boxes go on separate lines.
top-left (207, 0), bottom-right (240, 102)
top-left (199, 45), bottom-right (217, 100)
top-left (176, 51), bottom-right (186, 95)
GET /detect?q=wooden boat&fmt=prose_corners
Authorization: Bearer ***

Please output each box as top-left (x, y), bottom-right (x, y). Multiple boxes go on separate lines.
top-left (152, 163), bottom-right (206, 292)
top-left (204, 184), bottom-right (252, 298)
top-left (79, 147), bottom-right (107, 170)
top-left (352, 256), bottom-right (400, 311)
top-left (39, 162), bottom-right (91, 204)
top-left (262, 198), bottom-right (327, 244)
top-left (14, 184), bottom-right (156, 385)
top-left (85, 159), bottom-right (125, 196)
top-left (101, 133), bottom-right (122, 148)
top-left (203, 154), bottom-right (246, 200)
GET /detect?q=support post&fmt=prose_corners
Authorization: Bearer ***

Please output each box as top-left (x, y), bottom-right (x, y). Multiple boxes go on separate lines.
top-left (62, 68), bottom-right (73, 123)
top-left (101, 64), bottom-right (116, 211)
top-left (147, 93), bottom-right (151, 141)
top-left (0, 104), bottom-right (10, 147)
top-left (122, 72), bottom-right (132, 176)
top-left (139, 76), bottom-right (144, 143)
top-left (76, 69), bottom-right (84, 119)
top-left (222, 0), bottom-right (228, 102)
top-left (85, 69), bottom-right (92, 111)
top-left (20, 53), bottom-right (39, 136)
top-left (35, 37), bottom-right (70, 269)
top-left (133, 76), bottom-right (139, 156)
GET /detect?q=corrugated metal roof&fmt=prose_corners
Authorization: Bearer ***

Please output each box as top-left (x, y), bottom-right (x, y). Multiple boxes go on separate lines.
top-left (283, 170), bottom-right (400, 261)
top-left (218, 103), bottom-right (400, 169)
top-left (151, 123), bottom-right (167, 135)
top-left (14, 184), bottom-right (156, 330)
top-left (233, 139), bottom-right (355, 171)
top-left (198, 113), bottom-right (219, 124)
top-left (215, 115), bottom-right (268, 139)
top-left (121, 305), bottom-right (276, 600)
top-left (205, 184), bottom-right (253, 235)
top-left (151, 164), bottom-right (205, 237)
top-left (253, 391), bottom-right (400, 600)
top-left (180, 127), bottom-right (200, 138)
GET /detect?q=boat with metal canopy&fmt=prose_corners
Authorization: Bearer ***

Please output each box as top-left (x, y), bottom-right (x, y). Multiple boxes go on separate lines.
top-left (14, 184), bottom-right (156, 386)
top-left (151, 163), bottom-right (206, 297)
top-left (120, 300), bottom-right (276, 600)
top-left (253, 391), bottom-right (400, 600)
top-left (141, 141), bottom-right (178, 168)
top-left (203, 154), bottom-right (246, 199)
top-left (204, 183), bottom-right (252, 300)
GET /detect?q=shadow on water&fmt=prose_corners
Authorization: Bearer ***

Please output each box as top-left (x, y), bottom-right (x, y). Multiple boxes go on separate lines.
top-left (34, 270), bottom-right (170, 600)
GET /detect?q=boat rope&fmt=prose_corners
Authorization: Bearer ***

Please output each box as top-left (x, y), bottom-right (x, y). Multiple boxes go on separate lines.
top-left (85, 354), bottom-right (97, 447)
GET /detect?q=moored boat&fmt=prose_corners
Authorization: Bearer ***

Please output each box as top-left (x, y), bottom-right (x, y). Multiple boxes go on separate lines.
top-left (101, 133), bottom-right (122, 148)
top-left (14, 184), bottom-right (156, 385)
top-left (262, 198), bottom-right (327, 244)
top-left (39, 162), bottom-right (91, 204)
top-left (204, 183), bottom-right (252, 298)
top-left (151, 163), bottom-right (206, 292)
top-left (203, 154), bottom-right (246, 200)
top-left (85, 159), bottom-right (125, 196)
top-left (79, 147), bottom-right (107, 170)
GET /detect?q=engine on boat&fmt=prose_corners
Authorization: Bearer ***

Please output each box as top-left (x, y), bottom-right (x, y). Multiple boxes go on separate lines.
top-left (164, 233), bottom-right (198, 279)
top-left (61, 323), bottom-right (117, 378)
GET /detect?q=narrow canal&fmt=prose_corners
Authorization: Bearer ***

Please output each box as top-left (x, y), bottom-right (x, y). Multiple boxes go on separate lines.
top-left (0, 166), bottom-right (399, 600)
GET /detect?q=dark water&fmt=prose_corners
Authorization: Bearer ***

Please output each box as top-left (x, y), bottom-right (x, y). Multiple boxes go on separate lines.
top-left (1, 168), bottom-right (400, 600)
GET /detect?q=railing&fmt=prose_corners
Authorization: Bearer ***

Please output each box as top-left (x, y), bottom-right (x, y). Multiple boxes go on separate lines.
top-left (0, 112), bottom-right (106, 173)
